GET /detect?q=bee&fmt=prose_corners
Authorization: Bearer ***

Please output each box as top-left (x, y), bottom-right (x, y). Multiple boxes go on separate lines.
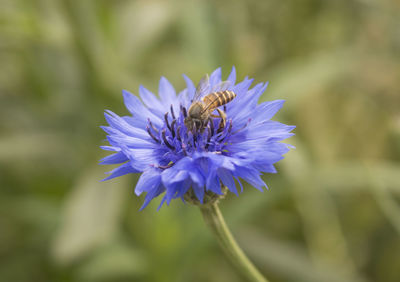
top-left (184, 74), bottom-right (236, 133)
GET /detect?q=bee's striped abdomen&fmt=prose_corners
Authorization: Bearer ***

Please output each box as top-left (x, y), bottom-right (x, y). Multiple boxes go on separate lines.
top-left (202, 90), bottom-right (236, 110)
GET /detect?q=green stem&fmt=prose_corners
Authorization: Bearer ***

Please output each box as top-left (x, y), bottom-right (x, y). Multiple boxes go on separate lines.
top-left (200, 203), bottom-right (269, 282)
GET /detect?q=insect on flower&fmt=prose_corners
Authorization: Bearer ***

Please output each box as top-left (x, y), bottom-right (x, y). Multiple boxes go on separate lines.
top-left (100, 67), bottom-right (295, 210)
top-left (184, 74), bottom-right (236, 133)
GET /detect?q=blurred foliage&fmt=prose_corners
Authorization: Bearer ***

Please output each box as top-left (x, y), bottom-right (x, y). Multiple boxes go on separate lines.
top-left (1, 0), bottom-right (400, 281)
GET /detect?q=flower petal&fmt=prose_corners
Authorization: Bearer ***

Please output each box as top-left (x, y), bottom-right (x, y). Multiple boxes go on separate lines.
top-left (218, 168), bottom-right (238, 195)
top-left (100, 145), bottom-right (121, 151)
top-left (192, 183), bottom-right (205, 204)
top-left (122, 90), bottom-right (163, 127)
top-left (107, 135), bottom-right (157, 149)
top-left (227, 66), bottom-right (236, 85)
top-left (173, 157), bottom-right (205, 187)
top-left (233, 166), bottom-right (267, 191)
top-left (139, 85), bottom-right (164, 115)
top-left (159, 77), bottom-right (177, 108)
top-left (102, 162), bottom-right (139, 181)
top-left (140, 184), bottom-right (165, 211)
top-left (99, 151), bottom-right (128, 165)
top-left (209, 67), bottom-right (222, 86)
top-left (251, 100), bottom-right (286, 124)
top-left (135, 167), bottom-right (162, 196)
top-left (182, 74), bottom-right (196, 106)
top-left (121, 146), bottom-right (161, 171)
top-left (104, 111), bottom-right (149, 139)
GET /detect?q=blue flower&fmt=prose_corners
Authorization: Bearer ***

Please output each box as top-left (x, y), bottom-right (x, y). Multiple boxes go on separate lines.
top-left (100, 67), bottom-right (295, 210)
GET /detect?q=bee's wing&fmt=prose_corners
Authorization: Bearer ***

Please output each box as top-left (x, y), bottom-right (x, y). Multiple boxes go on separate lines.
top-left (192, 74), bottom-right (210, 102)
top-left (210, 80), bottom-right (232, 92)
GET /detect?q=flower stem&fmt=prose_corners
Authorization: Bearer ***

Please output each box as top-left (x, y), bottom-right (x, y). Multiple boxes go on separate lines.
top-left (199, 203), bottom-right (269, 282)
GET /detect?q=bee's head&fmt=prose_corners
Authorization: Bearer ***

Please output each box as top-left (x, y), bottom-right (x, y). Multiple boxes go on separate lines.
top-left (184, 102), bottom-right (205, 132)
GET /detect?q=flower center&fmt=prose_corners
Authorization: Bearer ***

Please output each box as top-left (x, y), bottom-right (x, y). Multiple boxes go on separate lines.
top-left (146, 104), bottom-right (249, 169)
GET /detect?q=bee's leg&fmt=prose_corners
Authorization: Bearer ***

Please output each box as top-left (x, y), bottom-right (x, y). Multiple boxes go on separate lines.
top-left (208, 117), bottom-right (214, 135)
top-left (216, 108), bottom-right (226, 133)
top-left (199, 119), bottom-right (205, 133)
top-left (203, 118), bottom-right (208, 127)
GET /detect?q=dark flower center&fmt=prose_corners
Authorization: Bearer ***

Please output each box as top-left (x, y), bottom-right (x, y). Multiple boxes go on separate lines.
top-left (146, 104), bottom-right (249, 170)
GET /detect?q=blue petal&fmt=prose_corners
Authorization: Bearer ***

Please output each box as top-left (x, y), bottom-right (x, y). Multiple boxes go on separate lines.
top-left (253, 163), bottom-right (277, 173)
top-left (122, 90), bottom-right (163, 126)
top-left (251, 100), bottom-right (286, 123)
top-left (139, 85), bottom-right (164, 116)
top-left (190, 155), bottom-right (223, 193)
top-left (101, 125), bottom-right (120, 136)
top-left (217, 168), bottom-right (238, 196)
top-left (233, 77), bottom-right (254, 95)
top-left (99, 151), bottom-right (128, 165)
top-left (140, 184), bottom-right (165, 211)
top-left (100, 145), bottom-right (121, 151)
top-left (102, 162), bottom-right (139, 181)
top-left (135, 167), bottom-right (162, 195)
top-left (107, 135), bottom-right (157, 148)
top-left (193, 151), bottom-right (250, 168)
top-left (177, 89), bottom-right (191, 110)
top-left (228, 141), bottom-right (288, 162)
top-left (173, 157), bottom-right (205, 187)
top-left (232, 82), bottom-right (266, 112)
top-left (233, 166), bottom-right (267, 191)
top-left (163, 176), bottom-right (192, 206)
top-left (192, 183), bottom-right (205, 204)
top-left (209, 67), bottom-right (222, 86)
top-left (162, 168), bottom-right (189, 184)
top-left (205, 167), bottom-right (221, 194)
top-left (182, 74), bottom-right (195, 105)
top-left (229, 83), bottom-right (268, 128)
top-left (157, 196), bottom-right (168, 211)
top-left (163, 178), bottom-right (191, 205)
top-left (104, 111), bottom-right (149, 139)
top-left (159, 77), bottom-right (177, 108)
top-left (227, 66), bottom-right (236, 85)
top-left (121, 146), bottom-right (161, 171)
top-left (234, 176), bottom-right (244, 192)
top-left (189, 168), bottom-right (204, 187)
top-left (122, 116), bottom-right (146, 129)
top-left (246, 121), bottom-right (296, 140)
top-left (176, 178), bottom-right (192, 199)
top-left (164, 183), bottom-right (179, 205)
top-left (190, 153), bottom-right (245, 194)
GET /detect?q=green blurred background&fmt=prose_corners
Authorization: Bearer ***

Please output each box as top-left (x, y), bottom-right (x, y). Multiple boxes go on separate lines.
top-left (1, 0), bottom-right (400, 281)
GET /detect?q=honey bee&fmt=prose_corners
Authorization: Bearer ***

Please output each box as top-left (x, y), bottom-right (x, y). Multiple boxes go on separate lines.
top-left (184, 74), bottom-right (236, 132)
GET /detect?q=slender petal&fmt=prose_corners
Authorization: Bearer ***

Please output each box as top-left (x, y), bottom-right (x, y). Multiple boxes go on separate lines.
top-left (135, 167), bottom-right (162, 196)
top-left (159, 77), bottom-right (177, 109)
top-left (99, 151), bottom-right (128, 165)
top-left (139, 85), bottom-right (165, 115)
top-left (102, 162), bottom-right (139, 181)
